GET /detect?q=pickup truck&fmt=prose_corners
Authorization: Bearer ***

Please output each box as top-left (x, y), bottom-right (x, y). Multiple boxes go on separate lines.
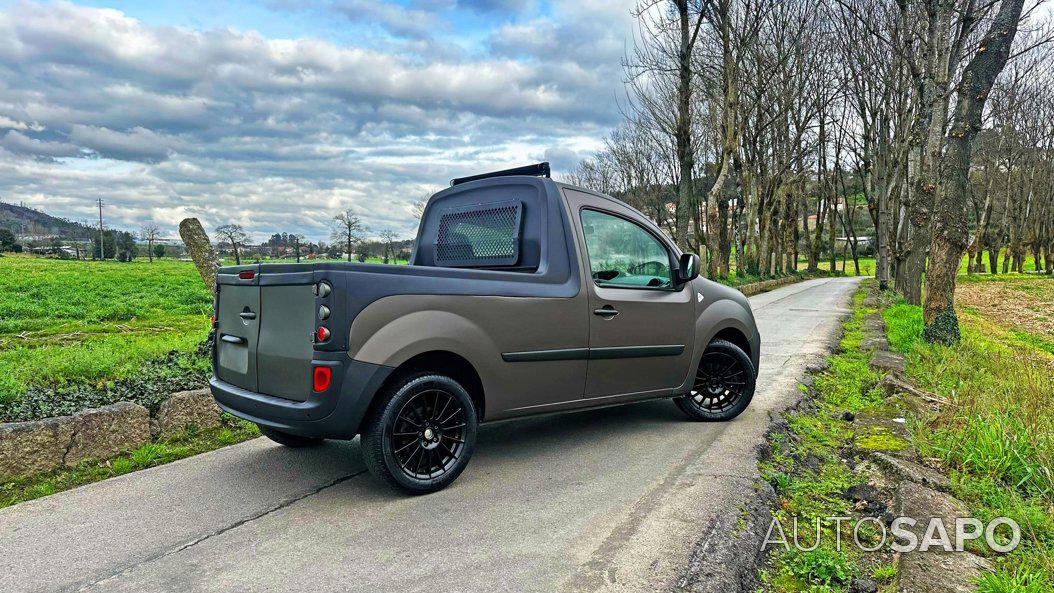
top-left (210, 163), bottom-right (761, 493)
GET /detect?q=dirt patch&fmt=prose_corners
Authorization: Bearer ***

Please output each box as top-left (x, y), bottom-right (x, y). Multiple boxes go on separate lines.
top-left (957, 279), bottom-right (1054, 340)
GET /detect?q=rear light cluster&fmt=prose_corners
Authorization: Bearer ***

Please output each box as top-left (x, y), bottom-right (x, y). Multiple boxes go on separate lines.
top-left (314, 281), bottom-right (332, 344)
top-left (312, 280), bottom-right (334, 393)
top-left (238, 270), bottom-right (255, 280)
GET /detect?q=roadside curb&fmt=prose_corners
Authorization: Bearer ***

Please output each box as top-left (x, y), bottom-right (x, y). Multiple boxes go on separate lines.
top-left (0, 388), bottom-right (222, 481)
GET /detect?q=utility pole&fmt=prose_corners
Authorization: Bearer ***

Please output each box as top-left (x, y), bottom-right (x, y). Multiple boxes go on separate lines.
top-left (97, 198), bottom-right (105, 260)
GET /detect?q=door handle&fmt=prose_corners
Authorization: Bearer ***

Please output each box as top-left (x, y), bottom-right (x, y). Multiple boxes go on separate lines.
top-left (220, 334), bottom-right (246, 345)
top-left (593, 306), bottom-right (619, 318)
top-left (239, 311), bottom-right (256, 320)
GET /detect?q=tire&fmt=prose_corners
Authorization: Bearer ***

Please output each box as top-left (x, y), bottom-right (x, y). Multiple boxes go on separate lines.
top-left (361, 372), bottom-right (478, 494)
top-left (674, 339), bottom-right (756, 422)
top-left (258, 425), bottom-right (324, 447)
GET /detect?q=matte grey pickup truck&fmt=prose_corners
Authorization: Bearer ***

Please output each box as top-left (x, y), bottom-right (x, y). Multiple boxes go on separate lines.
top-left (210, 163), bottom-right (760, 493)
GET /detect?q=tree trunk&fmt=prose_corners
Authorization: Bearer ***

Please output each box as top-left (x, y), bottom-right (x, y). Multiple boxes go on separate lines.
top-left (673, 0), bottom-right (695, 251)
top-left (923, 0), bottom-right (1025, 344)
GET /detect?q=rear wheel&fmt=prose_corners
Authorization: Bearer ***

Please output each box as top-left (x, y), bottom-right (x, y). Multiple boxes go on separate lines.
top-left (361, 373), bottom-right (478, 494)
top-left (675, 339), bottom-right (756, 421)
top-left (258, 425), bottom-right (324, 448)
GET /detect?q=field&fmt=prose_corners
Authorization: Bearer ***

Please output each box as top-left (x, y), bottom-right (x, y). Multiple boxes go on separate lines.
top-left (0, 256), bottom-right (214, 417)
top-left (885, 274), bottom-right (1054, 590)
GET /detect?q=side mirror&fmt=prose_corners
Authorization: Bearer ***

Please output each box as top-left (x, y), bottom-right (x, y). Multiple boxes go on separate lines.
top-left (676, 253), bottom-right (700, 285)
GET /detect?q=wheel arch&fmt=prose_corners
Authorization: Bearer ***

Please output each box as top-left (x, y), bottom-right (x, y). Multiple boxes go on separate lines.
top-left (375, 350), bottom-right (486, 423)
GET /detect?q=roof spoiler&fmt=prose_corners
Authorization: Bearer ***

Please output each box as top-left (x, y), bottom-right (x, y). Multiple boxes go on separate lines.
top-left (450, 162), bottom-right (550, 187)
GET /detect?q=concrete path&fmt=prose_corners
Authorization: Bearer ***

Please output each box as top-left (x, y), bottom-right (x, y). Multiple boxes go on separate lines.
top-left (0, 277), bottom-right (861, 593)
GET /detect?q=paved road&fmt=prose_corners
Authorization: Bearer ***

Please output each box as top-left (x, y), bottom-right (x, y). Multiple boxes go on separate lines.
top-left (0, 277), bottom-right (861, 593)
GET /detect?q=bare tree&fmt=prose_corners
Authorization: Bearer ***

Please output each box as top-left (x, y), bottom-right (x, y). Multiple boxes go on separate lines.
top-left (924, 0), bottom-right (1028, 343)
top-left (331, 209), bottom-right (367, 262)
top-left (379, 229), bottom-right (399, 264)
top-left (215, 223), bottom-right (249, 266)
top-left (140, 224), bottom-right (160, 263)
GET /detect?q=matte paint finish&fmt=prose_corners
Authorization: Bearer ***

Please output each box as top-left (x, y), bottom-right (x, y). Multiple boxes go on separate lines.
top-left (562, 189), bottom-right (695, 398)
top-left (212, 175), bottom-right (760, 436)
top-left (348, 293), bottom-right (589, 418)
top-left (256, 285), bottom-right (315, 402)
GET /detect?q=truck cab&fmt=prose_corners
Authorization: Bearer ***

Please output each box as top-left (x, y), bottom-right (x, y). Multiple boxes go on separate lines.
top-left (211, 163), bottom-right (760, 493)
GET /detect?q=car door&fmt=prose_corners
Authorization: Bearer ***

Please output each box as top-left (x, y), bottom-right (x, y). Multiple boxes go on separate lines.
top-left (565, 191), bottom-right (695, 399)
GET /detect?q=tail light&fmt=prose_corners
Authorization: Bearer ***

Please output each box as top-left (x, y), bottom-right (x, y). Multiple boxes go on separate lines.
top-left (316, 326), bottom-right (330, 342)
top-left (211, 314), bottom-right (218, 328)
top-left (238, 270), bottom-right (255, 280)
top-left (313, 366), bottom-right (332, 392)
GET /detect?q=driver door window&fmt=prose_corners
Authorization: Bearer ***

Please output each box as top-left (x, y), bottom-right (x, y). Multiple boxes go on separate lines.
top-left (581, 209), bottom-right (672, 289)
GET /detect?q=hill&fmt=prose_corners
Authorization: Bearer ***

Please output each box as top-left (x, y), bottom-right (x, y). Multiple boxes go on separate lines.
top-left (0, 202), bottom-right (94, 237)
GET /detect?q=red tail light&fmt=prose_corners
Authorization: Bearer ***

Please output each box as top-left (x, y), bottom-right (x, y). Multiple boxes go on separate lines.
top-left (313, 366), bottom-right (332, 392)
top-left (316, 326), bottom-right (330, 342)
top-left (238, 270), bottom-right (255, 280)
top-left (211, 314), bottom-right (217, 328)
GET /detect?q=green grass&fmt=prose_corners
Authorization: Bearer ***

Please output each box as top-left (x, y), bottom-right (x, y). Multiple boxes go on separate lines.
top-left (0, 417), bottom-right (259, 508)
top-left (760, 284), bottom-right (890, 592)
top-left (0, 256), bottom-right (213, 403)
top-left (883, 279), bottom-right (1054, 591)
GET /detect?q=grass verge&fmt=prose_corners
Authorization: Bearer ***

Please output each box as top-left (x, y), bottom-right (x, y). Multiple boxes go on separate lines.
top-left (0, 416), bottom-right (259, 509)
top-left (884, 278), bottom-right (1054, 592)
top-left (759, 282), bottom-right (898, 592)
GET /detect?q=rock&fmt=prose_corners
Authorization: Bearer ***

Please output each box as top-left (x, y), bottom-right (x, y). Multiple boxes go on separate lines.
top-left (155, 389), bottom-right (223, 438)
top-left (869, 349), bottom-right (906, 375)
top-left (871, 452), bottom-right (951, 493)
top-left (842, 411), bottom-right (856, 422)
top-left (178, 218), bottom-right (219, 293)
top-left (863, 313), bottom-right (886, 336)
top-left (0, 415), bottom-right (75, 480)
top-left (66, 402), bottom-right (150, 465)
top-left (892, 481), bottom-right (994, 593)
top-left (803, 454), bottom-right (823, 472)
top-left (860, 335), bottom-right (889, 351)
top-left (849, 577), bottom-right (878, 593)
top-left (845, 483), bottom-right (887, 516)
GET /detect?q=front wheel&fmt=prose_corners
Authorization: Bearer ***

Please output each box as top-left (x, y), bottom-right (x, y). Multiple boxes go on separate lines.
top-left (361, 373), bottom-right (478, 494)
top-left (674, 339), bottom-right (756, 422)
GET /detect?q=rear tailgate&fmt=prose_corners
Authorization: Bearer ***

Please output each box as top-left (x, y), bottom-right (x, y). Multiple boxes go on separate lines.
top-left (215, 266), bottom-right (316, 401)
top-left (256, 284), bottom-right (315, 401)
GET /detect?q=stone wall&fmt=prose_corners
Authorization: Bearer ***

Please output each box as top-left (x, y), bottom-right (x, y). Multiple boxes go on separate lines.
top-left (0, 389), bottom-right (222, 482)
top-left (735, 274), bottom-right (807, 297)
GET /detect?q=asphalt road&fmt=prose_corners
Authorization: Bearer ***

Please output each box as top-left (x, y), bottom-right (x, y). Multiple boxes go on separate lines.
top-left (0, 277), bottom-right (861, 593)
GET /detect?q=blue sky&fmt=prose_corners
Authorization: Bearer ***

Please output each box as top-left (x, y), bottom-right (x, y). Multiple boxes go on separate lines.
top-left (0, 0), bottom-right (634, 241)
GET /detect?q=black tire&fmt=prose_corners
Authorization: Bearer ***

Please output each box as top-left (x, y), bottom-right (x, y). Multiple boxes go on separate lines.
top-left (675, 339), bottom-right (756, 422)
top-left (361, 372), bottom-right (478, 494)
top-left (258, 425), bottom-right (324, 447)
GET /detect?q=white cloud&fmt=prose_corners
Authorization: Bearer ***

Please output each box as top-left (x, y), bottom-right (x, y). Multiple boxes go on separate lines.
top-left (0, 0), bottom-right (633, 241)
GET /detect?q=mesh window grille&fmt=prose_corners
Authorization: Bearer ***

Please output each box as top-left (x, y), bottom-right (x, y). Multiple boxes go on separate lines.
top-left (435, 201), bottom-right (522, 267)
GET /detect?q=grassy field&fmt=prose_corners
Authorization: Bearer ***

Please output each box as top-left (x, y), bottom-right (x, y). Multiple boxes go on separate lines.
top-left (0, 256), bottom-right (213, 408)
top-left (885, 274), bottom-right (1054, 591)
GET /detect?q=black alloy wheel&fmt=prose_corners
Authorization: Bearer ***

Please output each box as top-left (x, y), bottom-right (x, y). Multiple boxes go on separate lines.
top-left (391, 385), bottom-right (469, 480)
top-left (361, 373), bottom-right (478, 494)
top-left (674, 339), bottom-right (756, 421)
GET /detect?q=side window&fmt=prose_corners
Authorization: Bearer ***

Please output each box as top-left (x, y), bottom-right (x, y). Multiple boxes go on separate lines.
top-left (581, 209), bottom-right (672, 289)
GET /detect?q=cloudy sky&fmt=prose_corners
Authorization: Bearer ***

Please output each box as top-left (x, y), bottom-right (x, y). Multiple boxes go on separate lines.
top-left (0, 0), bottom-right (634, 241)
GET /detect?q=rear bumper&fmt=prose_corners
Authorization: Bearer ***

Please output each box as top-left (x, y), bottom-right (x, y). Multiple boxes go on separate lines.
top-left (210, 356), bottom-right (395, 440)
